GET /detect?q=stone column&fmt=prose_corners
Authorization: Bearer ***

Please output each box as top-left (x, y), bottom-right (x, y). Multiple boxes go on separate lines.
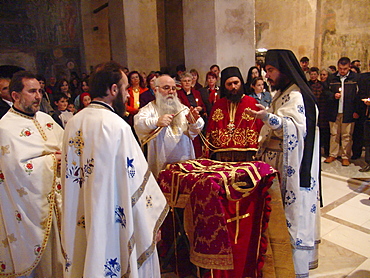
top-left (183, 0), bottom-right (255, 83)
top-left (109, 0), bottom-right (161, 73)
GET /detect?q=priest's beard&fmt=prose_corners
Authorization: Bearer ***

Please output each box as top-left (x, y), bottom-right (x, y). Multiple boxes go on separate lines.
top-left (268, 73), bottom-right (290, 92)
top-left (112, 88), bottom-right (127, 119)
top-left (155, 91), bottom-right (185, 134)
top-left (225, 86), bottom-right (244, 103)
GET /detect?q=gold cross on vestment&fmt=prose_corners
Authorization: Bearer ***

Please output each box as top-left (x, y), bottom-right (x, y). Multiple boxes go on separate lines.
top-left (226, 201), bottom-right (250, 244)
top-left (68, 130), bottom-right (84, 156)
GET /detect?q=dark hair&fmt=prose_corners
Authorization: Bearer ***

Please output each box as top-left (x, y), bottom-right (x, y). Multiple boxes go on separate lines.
top-left (206, 71), bottom-right (218, 80)
top-left (351, 60), bottom-right (360, 65)
top-left (309, 67), bottom-right (320, 74)
top-left (328, 65), bottom-right (337, 72)
top-left (176, 64), bottom-right (186, 72)
top-left (245, 66), bottom-right (261, 94)
top-left (57, 78), bottom-right (69, 93)
top-left (35, 74), bottom-right (46, 83)
top-left (246, 66), bottom-right (260, 83)
top-left (210, 64), bottom-right (220, 71)
top-left (128, 71), bottom-right (145, 88)
top-left (251, 77), bottom-right (264, 88)
top-left (53, 93), bottom-right (69, 103)
top-left (80, 77), bottom-right (89, 91)
top-left (146, 73), bottom-right (156, 89)
top-left (350, 65), bottom-right (360, 73)
top-left (89, 61), bottom-right (124, 99)
top-left (300, 56), bottom-right (309, 62)
top-left (338, 57), bottom-right (351, 66)
top-left (9, 71), bottom-right (37, 94)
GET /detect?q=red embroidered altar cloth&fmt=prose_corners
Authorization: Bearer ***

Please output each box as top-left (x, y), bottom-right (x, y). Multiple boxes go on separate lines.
top-left (157, 159), bottom-right (277, 278)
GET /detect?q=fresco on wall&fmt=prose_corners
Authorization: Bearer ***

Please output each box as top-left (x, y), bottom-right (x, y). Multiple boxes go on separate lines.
top-left (0, 0), bottom-right (83, 79)
top-left (321, 9), bottom-right (369, 71)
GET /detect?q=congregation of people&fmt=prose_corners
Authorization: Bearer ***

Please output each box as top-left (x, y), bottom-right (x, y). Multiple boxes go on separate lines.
top-left (1, 49), bottom-right (370, 278)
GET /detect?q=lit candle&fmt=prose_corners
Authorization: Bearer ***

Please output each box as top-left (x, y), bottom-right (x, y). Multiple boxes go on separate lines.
top-left (339, 87), bottom-right (342, 92)
top-left (195, 98), bottom-right (199, 106)
top-left (136, 101), bottom-right (140, 108)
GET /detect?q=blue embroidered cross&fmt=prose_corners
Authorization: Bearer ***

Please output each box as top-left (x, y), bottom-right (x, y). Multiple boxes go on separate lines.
top-left (146, 195), bottom-right (153, 208)
top-left (127, 157), bottom-right (135, 178)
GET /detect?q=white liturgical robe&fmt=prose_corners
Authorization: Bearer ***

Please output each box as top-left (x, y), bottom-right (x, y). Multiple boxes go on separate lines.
top-left (134, 102), bottom-right (204, 177)
top-left (0, 108), bottom-right (64, 277)
top-left (61, 101), bottom-right (168, 278)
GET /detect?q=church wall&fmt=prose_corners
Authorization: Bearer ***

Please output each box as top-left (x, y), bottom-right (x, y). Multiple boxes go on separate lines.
top-left (183, 0), bottom-right (217, 84)
top-left (255, 0), bottom-right (317, 66)
top-left (319, 0), bottom-right (370, 71)
top-left (120, 0), bottom-right (161, 74)
top-left (183, 0), bottom-right (255, 84)
top-left (215, 0), bottom-right (255, 80)
top-left (256, 0), bottom-right (370, 71)
top-left (81, 0), bottom-right (111, 73)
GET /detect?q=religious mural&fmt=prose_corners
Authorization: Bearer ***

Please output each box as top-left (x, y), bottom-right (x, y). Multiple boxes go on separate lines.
top-left (0, 0), bottom-right (83, 79)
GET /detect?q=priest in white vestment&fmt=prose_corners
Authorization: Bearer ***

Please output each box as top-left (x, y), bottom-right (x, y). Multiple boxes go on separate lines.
top-left (134, 75), bottom-right (204, 177)
top-left (0, 71), bottom-right (64, 277)
top-left (247, 49), bottom-right (321, 277)
top-left (61, 61), bottom-right (168, 278)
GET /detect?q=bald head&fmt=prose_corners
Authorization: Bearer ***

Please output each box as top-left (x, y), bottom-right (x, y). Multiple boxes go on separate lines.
top-left (155, 75), bottom-right (176, 97)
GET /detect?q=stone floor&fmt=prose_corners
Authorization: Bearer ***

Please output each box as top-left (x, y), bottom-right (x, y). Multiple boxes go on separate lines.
top-left (161, 156), bottom-right (370, 277)
top-left (310, 156), bottom-right (370, 277)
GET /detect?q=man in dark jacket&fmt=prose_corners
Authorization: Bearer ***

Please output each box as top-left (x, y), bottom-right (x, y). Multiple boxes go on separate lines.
top-left (324, 57), bottom-right (360, 166)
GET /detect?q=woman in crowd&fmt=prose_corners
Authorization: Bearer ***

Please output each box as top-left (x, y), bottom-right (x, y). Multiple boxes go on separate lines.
top-left (78, 92), bottom-right (91, 111)
top-left (177, 72), bottom-right (206, 158)
top-left (190, 69), bottom-right (203, 91)
top-left (249, 77), bottom-right (271, 108)
top-left (244, 66), bottom-right (261, 94)
top-left (199, 71), bottom-right (220, 116)
top-left (70, 77), bottom-right (81, 97)
top-left (126, 71), bottom-right (148, 126)
top-left (57, 79), bottom-right (73, 99)
top-left (140, 73), bottom-right (157, 108)
top-left (74, 78), bottom-right (90, 109)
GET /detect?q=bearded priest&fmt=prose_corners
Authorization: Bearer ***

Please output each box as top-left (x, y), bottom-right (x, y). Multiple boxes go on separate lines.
top-left (61, 61), bottom-right (168, 278)
top-left (205, 66), bottom-right (263, 162)
top-left (0, 71), bottom-right (64, 277)
top-left (134, 75), bottom-right (204, 177)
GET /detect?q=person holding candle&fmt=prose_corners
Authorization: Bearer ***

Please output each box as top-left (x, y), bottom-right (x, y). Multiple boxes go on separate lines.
top-left (126, 71), bottom-right (148, 126)
top-left (324, 57), bottom-right (360, 166)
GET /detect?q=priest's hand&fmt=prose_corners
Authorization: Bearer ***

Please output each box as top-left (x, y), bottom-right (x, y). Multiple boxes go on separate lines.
top-left (245, 103), bottom-right (268, 120)
top-left (186, 106), bottom-right (200, 124)
top-left (54, 150), bottom-right (62, 167)
top-left (157, 114), bottom-right (173, 127)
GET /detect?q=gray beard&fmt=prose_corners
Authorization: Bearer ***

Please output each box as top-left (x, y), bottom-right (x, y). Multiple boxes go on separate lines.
top-left (155, 92), bottom-right (186, 133)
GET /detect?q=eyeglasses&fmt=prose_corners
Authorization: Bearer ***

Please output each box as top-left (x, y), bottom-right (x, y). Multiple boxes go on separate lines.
top-left (158, 85), bottom-right (177, 91)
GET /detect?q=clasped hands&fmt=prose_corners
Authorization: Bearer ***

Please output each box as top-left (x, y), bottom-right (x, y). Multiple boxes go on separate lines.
top-left (157, 106), bottom-right (200, 127)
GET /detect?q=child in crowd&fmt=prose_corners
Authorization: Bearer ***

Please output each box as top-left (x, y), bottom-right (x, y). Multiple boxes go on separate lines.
top-left (52, 93), bottom-right (74, 128)
top-left (78, 92), bottom-right (91, 111)
top-left (67, 102), bottom-right (76, 114)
